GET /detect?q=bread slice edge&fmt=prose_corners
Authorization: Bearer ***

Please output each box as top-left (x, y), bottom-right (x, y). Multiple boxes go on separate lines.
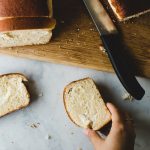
top-left (0, 73), bottom-right (30, 117)
top-left (63, 77), bottom-right (111, 130)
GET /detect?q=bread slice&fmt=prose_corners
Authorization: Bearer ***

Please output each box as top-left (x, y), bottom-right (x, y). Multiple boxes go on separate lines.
top-left (63, 78), bottom-right (111, 130)
top-left (107, 0), bottom-right (150, 21)
top-left (0, 73), bottom-right (30, 117)
top-left (0, 0), bottom-right (52, 17)
top-left (0, 18), bottom-right (56, 47)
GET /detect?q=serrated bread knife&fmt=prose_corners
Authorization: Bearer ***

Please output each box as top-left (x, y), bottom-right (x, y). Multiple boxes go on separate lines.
top-left (83, 0), bottom-right (145, 100)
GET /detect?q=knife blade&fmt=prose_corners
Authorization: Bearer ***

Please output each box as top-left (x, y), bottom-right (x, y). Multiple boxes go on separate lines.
top-left (83, 0), bottom-right (145, 100)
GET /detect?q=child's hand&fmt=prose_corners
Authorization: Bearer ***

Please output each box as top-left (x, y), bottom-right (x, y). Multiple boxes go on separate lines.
top-left (84, 103), bottom-right (135, 150)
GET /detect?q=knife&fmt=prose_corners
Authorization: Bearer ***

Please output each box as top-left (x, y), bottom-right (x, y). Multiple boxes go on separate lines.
top-left (83, 0), bottom-right (145, 100)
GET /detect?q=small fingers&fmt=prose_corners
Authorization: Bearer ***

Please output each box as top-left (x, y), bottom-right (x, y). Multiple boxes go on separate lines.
top-left (107, 103), bottom-right (135, 142)
top-left (107, 103), bottom-right (124, 127)
top-left (106, 102), bottom-right (126, 140)
top-left (84, 128), bottom-right (104, 147)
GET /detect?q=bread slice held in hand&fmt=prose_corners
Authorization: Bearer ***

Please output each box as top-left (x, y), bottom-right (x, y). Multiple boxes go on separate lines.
top-left (0, 73), bottom-right (30, 117)
top-left (63, 78), bottom-right (111, 130)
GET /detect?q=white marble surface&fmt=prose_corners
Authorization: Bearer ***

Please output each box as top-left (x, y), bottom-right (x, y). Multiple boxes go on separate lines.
top-left (0, 54), bottom-right (149, 150)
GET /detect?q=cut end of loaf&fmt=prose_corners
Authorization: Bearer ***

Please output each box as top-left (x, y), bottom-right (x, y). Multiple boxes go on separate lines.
top-left (63, 78), bottom-right (111, 130)
top-left (0, 29), bottom-right (52, 47)
top-left (0, 73), bottom-right (30, 117)
top-left (107, 0), bottom-right (150, 21)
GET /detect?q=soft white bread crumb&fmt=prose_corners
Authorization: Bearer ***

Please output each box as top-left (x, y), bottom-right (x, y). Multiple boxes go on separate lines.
top-left (0, 73), bottom-right (30, 117)
top-left (63, 78), bottom-right (111, 130)
top-left (0, 29), bottom-right (52, 47)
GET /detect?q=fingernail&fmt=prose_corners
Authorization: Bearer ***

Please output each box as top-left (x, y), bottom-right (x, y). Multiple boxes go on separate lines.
top-left (106, 102), bottom-right (111, 106)
top-left (83, 129), bottom-right (90, 136)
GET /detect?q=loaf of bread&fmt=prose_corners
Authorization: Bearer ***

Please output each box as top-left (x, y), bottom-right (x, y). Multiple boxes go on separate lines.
top-left (0, 17), bottom-right (56, 47)
top-left (107, 0), bottom-right (150, 21)
top-left (63, 78), bottom-right (111, 130)
top-left (0, 0), bottom-right (56, 47)
top-left (0, 73), bottom-right (30, 117)
top-left (0, 0), bottom-right (52, 17)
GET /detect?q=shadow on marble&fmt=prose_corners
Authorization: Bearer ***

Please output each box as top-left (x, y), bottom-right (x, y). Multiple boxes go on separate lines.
top-left (134, 119), bottom-right (150, 149)
top-left (98, 121), bottom-right (112, 136)
top-left (94, 82), bottom-right (115, 136)
top-left (95, 82), bottom-right (150, 150)
top-left (25, 79), bottom-right (40, 104)
top-left (96, 82), bottom-right (118, 104)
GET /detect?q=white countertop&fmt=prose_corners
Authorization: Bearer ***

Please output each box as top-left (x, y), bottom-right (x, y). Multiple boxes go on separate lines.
top-left (0, 54), bottom-right (149, 150)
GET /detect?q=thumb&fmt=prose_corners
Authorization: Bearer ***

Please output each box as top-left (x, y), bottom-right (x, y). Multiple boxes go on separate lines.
top-left (106, 103), bottom-right (124, 130)
top-left (84, 129), bottom-right (104, 148)
top-left (106, 103), bottom-right (125, 139)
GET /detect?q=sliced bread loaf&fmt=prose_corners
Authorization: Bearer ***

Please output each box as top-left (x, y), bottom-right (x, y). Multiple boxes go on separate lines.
top-left (0, 18), bottom-right (56, 47)
top-left (0, 0), bottom-right (55, 47)
top-left (63, 78), bottom-right (111, 130)
top-left (0, 73), bottom-right (30, 117)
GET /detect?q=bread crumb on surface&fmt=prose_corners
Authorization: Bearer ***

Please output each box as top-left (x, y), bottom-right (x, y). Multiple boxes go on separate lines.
top-left (68, 39), bottom-right (73, 42)
top-left (89, 28), bottom-right (94, 31)
top-left (38, 93), bottom-right (43, 97)
top-left (8, 47), bottom-right (13, 50)
top-left (99, 45), bottom-right (107, 54)
top-left (77, 28), bottom-right (80, 32)
top-left (48, 135), bottom-right (52, 139)
top-left (30, 123), bottom-right (40, 128)
top-left (122, 93), bottom-right (134, 101)
top-left (30, 124), bottom-right (37, 128)
top-left (45, 134), bottom-right (52, 140)
top-left (58, 45), bottom-right (61, 48)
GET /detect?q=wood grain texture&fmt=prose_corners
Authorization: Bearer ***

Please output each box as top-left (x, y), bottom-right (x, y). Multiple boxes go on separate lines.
top-left (0, 0), bottom-right (149, 77)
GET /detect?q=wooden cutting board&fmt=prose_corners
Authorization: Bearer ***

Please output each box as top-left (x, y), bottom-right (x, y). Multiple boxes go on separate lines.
top-left (0, 0), bottom-right (150, 78)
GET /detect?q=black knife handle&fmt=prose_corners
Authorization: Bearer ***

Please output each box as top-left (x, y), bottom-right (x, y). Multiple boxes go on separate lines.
top-left (101, 33), bottom-right (145, 100)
